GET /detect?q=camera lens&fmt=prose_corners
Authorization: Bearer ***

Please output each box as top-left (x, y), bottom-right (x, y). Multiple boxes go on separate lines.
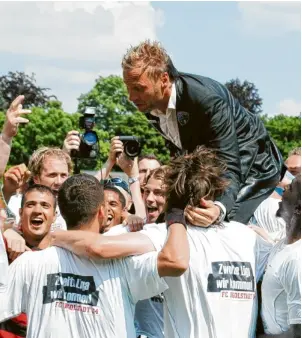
top-left (83, 131), bottom-right (98, 146)
top-left (124, 140), bottom-right (140, 158)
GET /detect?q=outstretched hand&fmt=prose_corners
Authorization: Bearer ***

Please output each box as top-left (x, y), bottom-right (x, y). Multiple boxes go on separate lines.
top-left (2, 95), bottom-right (31, 140)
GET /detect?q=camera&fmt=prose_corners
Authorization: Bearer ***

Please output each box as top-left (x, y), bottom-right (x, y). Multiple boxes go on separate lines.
top-left (71, 107), bottom-right (99, 159)
top-left (119, 136), bottom-right (142, 159)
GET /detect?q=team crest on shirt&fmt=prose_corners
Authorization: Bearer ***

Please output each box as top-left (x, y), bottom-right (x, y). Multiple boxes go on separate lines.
top-left (176, 111), bottom-right (190, 126)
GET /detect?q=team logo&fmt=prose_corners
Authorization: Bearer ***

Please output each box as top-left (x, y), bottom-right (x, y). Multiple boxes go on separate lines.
top-left (177, 111), bottom-right (190, 126)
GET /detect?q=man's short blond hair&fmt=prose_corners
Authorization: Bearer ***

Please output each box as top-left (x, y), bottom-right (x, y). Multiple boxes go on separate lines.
top-left (28, 147), bottom-right (73, 178)
top-left (288, 147), bottom-right (301, 157)
top-left (122, 40), bottom-right (171, 81)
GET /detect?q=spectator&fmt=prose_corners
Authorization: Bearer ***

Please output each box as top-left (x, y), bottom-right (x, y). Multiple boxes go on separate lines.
top-left (143, 167), bottom-right (166, 223)
top-left (250, 147), bottom-right (301, 243)
top-left (102, 180), bottom-right (129, 232)
top-left (285, 147), bottom-right (301, 177)
top-left (260, 175), bottom-right (301, 337)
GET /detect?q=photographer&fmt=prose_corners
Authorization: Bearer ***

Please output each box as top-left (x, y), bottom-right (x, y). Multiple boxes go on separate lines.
top-left (63, 132), bottom-right (146, 228)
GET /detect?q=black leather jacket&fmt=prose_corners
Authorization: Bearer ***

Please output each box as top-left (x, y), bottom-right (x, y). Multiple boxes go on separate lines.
top-left (146, 72), bottom-right (283, 221)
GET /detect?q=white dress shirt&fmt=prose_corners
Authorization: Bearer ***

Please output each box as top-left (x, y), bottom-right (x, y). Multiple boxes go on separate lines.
top-left (151, 83), bottom-right (182, 150)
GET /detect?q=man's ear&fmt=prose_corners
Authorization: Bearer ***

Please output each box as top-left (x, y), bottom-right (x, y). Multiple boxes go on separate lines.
top-left (33, 176), bottom-right (39, 184)
top-left (19, 208), bottom-right (22, 219)
top-left (98, 205), bottom-right (105, 220)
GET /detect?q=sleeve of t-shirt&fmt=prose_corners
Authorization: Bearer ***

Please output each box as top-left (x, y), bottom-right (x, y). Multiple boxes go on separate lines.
top-left (0, 232), bottom-right (8, 291)
top-left (0, 251), bottom-right (31, 322)
top-left (121, 251), bottom-right (169, 304)
top-left (103, 224), bottom-right (129, 236)
top-left (255, 233), bottom-right (273, 282)
top-left (139, 223), bottom-right (168, 251)
top-left (279, 257), bottom-right (301, 325)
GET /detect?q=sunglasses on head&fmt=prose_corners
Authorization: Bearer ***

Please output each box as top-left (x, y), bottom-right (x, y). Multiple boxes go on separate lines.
top-left (102, 178), bottom-right (131, 195)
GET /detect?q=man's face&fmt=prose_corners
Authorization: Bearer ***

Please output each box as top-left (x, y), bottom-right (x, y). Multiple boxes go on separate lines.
top-left (138, 159), bottom-right (161, 186)
top-left (143, 177), bottom-right (166, 223)
top-left (277, 176), bottom-right (301, 225)
top-left (285, 155), bottom-right (301, 177)
top-left (104, 190), bottom-right (125, 232)
top-left (34, 156), bottom-right (69, 195)
top-left (20, 190), bottom-right (56, 242)
top-left (123, 68), bottom-right (164, 113)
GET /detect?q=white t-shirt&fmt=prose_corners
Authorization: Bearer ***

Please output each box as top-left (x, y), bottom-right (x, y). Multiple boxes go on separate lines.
top-left (8, 193), bottom-right (67, 231)
top-left (252, 197), bottom-right (286, 242)
top-left (106, 225), bottom-right (164, 338)
top-left (0, 245), bottom-right (168, 338)
top-left (0, 232), bottom-right (8, 291)
top-left (261, 239), bottom-right (301, 334)
top-left (137, 221), bottom-right (272, 338)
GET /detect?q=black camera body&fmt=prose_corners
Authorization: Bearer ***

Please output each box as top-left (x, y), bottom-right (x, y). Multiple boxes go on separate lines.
top-left (119, 136), bottom-right (142, 159)
top-left (71, 107), bottom-right (99, 159)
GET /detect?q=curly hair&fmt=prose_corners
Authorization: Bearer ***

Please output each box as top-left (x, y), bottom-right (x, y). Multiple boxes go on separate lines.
top-left (58, 174), bottom-right (104, 229)
top-left (164, 146), bottom-right (229, 209)
top-left (28, 147), bottom-right (73, 178)
top-left (122, 40), bottom-right (177, 81)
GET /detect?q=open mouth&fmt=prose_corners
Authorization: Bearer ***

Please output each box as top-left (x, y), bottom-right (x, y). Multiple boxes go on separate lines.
top-left (30, 217), bottom-right (43, 227)
top-left (106, 215), bottom-right (113, 226)
top-left (147, 206), bottom-right (158, 213)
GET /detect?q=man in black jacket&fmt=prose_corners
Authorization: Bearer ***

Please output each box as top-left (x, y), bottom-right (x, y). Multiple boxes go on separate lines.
top-left (121, 40), bottom-right (282, 225)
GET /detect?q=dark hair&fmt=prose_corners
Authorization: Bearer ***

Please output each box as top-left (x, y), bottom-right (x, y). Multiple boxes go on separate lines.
top-left (164, 146), bottom-right (228, 209)
top-left (21, 184), bottom-right (57, 210)
top-left (58, 174), bottom-right (104, 229)
top-left (138, 154), bottom-right (161, 165)
top-left (288, 200), bottom-right (301, 241)
top-left (104, 185), bottom-right (126, 208)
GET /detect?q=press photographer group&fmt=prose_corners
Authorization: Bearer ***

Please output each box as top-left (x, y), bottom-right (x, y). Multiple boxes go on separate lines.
top-left (0, 40), bottom-right (300, 338)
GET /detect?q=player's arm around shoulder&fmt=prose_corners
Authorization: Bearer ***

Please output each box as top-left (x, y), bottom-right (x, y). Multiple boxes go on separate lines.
top-left (51, 229), bottom-right (155, 259)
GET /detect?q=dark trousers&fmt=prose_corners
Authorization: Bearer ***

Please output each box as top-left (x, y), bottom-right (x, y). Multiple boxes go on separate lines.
top-left (228, 185), bottom-right (276, 224)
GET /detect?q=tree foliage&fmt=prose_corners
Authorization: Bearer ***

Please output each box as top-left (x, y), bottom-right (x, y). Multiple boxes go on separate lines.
top-left (262, 114), bottom-right (301, 158)
top-left (0, 72), bottom-right (56, 111)
top-left (225, 78), bottom-right (263, 114)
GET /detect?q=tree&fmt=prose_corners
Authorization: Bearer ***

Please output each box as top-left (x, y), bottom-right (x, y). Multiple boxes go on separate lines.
top-left (225, 78), bottom-right (263, 114)
top-left (262, 114), bottom-right (301, 158)
top-left (0, 72), bottom-right (56, 111)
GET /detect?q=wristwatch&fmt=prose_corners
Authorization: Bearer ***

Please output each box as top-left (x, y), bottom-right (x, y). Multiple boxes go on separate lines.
top-left (128, 177), bottom-right (139, 185)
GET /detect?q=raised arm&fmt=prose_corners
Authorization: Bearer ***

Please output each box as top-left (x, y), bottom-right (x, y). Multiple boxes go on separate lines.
top-left (0, 96), bottom-right (31, 177)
